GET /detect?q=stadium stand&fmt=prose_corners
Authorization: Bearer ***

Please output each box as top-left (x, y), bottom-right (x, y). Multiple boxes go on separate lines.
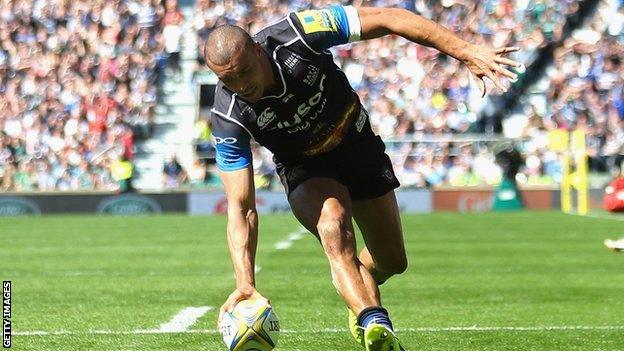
top-left (1, 0), bottom-right (621, 191)
top-left (0, 0), bottom-right (165, 191)
top-left (511, 0), bottom-right (624, 185)
top-left (191, 0), bottom-right (621, 189)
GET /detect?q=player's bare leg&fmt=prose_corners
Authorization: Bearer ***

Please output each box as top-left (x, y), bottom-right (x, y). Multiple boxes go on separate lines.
top-left (353, 190), bottom-right (408, 284)
top-left (288, 177), bottom-right (380, 314)
top-left (349, 189), bottom-right (407, 350)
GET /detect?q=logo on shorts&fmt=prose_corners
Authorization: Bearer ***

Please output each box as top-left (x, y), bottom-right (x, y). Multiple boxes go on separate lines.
top-left (356, 109), bottom-right (367, 133)
top-left (382, 165), bottom-right (395, 182)
top-left (257, 108), bottom-right (276, 129)
top-left (286, 165), bottom-right (305, 182)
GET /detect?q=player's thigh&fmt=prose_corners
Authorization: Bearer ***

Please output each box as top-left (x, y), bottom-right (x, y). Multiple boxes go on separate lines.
top-left (352, 190), bottom-right (407, 269)
top-left (288, 177), bottom-right (357, 253)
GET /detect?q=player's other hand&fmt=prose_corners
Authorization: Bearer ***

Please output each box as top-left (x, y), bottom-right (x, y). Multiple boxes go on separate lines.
top-left (218, 285), bottom-right (269, 327)
top-left (461, 45), bottom-right (522, 98)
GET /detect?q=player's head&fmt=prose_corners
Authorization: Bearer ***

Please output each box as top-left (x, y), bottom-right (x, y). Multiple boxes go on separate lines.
top-left (204, 25), bottom-right (272, 103)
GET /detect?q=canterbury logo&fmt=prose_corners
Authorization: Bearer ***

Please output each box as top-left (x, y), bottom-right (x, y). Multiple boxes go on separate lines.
top-left (257, 109), bottom-right (276, 129)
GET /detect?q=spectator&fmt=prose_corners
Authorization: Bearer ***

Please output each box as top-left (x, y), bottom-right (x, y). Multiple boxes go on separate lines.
top-left (163, 153), bottom-right (187, 188)
top-left (163, 0), bottom-right (185, 80)
top-left (111, 154), bottom-right (135, 193)
top-left (194, 115), bottom-right (214, 156)
top-left (188, 158), bottom-right (207, 187)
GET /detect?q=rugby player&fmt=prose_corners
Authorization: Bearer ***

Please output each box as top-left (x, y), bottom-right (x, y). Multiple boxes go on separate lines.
top-left (207, 5), bottom-right (521, 350)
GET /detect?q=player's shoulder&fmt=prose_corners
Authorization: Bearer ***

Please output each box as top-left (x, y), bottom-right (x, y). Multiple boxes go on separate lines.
top-left (253, 15), bottom-right (299, 52)
top-left (211, 82), bottom-right (236, 119)
top-left (210, 83), bottom-right (254, 129)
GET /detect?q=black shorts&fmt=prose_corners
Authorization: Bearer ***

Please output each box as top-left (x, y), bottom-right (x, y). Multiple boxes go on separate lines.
top-left (274, 118), bottom-right (400, 201)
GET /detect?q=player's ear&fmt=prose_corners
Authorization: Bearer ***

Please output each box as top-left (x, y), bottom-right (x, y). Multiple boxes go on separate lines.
top-left (253, 42), bottom-right (262, 55)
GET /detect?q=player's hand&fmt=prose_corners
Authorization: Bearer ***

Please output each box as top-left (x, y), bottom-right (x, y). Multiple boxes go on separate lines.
top-left (461, 45), bottom-right (522, 98)
top-left (218, 285), bottom-right (269, 327)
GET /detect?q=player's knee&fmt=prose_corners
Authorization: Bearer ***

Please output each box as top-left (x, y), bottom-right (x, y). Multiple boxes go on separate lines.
top-left (317, 218), bottom-right (354, 259)
top-left (317, 217), bottom-right (342, 237)
top-left (380, 255), bottom-right (408, 276)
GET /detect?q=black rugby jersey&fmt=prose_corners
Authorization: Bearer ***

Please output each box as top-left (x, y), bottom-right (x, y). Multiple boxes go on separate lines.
top-left (211, 5), bottom-right (369, 171)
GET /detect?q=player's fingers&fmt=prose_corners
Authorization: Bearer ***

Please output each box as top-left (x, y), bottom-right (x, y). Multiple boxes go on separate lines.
top-left (218, 305), bottom-right (227, 327)
top-left (494, 56), bottom-right (522, 68)
top-left (490, 63), bottom-right (518, 80)
top-left (227, 293), bottom-right (248, 312)
top-left (251, 292), bottom-right (270, 307)
top-left (486, 70), bottom-right (507, 92)
top-left (494, 46), bottom-right (520, 54)
top-left (471, 72), bottom-right (486, 98)
top-left (225, 301), bottom-right (236, 313)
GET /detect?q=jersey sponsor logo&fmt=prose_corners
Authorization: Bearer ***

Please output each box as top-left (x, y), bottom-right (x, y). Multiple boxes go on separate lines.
top-left (277, 74), bottom-right (327, 131)
top-left (213, 136), bottom-right (238, 144)
top-left (286, 121), bottom-right (311, 134)
top-left (282, 93), bottom-right (294, 103)
top-left (303, 66), bottom-right (320, 86)
top-left (295, 9), bottom-right (338, 34)
top-left (257, 108), bottom-right (276, 129)
top-left (284, 52), bottom-right (302, 72)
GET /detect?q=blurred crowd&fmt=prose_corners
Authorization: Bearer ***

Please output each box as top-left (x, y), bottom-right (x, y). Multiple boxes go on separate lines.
top-left (514, 0), bottom-right (624, 186)
top-left (0, 0), bottom-right (168, 191)
top-left (1, 0), bottom-right (622, 192)
top-left (193, 0), bottom-right (619, 189)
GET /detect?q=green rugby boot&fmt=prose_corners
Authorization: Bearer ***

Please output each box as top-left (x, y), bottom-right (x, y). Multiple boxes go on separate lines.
top-left (348, 308), bottom-right (365, 347)
top-left (363, 323), bottom-right (405, 351)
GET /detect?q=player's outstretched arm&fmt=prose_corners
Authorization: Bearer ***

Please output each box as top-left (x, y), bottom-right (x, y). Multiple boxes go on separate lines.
top-left (356, 7), bottom-right (522, 97)
top-left (218, 166), bottom-right (267, 325)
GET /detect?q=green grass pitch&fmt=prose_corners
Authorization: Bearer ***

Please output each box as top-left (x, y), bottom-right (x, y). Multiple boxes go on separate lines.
top-left (2, 212), bottom-right (623, 350)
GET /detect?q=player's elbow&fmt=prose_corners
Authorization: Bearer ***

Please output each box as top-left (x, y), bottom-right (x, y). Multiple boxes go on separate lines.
top-left (359, 7), bottom-right (412, 39)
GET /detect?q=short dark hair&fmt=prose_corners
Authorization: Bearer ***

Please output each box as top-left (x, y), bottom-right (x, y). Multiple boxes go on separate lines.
top-left (204, 25), bottom-right (254, 66)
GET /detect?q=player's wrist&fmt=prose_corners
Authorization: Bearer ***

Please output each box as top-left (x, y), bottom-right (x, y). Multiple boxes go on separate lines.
top-left (236, 283), bottom-right (256, 295)
top-left (451, 42), bottom-right (472, 62)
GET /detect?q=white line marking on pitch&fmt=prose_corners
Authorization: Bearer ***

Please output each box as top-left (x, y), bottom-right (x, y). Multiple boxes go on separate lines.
top-left (274, 227), bottom-right (308, 250)
top-left (565, 212), bottom-right (624, 222)
top-left (139, 306), bottom-right (212, 333)
top-left (14, 325), bottom-right (624, 336)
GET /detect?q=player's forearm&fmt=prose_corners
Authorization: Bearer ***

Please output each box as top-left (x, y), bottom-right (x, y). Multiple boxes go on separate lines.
top-left (226, 206), bottom-right (259, 289)
top-left (359, 7), bottom-right (471, 62)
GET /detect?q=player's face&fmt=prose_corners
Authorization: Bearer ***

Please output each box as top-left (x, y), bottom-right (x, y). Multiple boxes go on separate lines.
top-left (215, 44), bottom-right (268, 103)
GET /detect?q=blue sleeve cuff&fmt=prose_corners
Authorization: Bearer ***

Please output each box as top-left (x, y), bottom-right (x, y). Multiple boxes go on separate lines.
top-left (215, 142), bottom-right (252, 172)
top-left (330, 6), bottom-right (350, 45)
top-left (293, 5), bottom-right (362, 50)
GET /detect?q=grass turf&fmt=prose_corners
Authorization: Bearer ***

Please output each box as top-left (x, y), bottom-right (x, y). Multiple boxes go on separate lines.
top-left (1, 212), bottom-right (623, 350)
